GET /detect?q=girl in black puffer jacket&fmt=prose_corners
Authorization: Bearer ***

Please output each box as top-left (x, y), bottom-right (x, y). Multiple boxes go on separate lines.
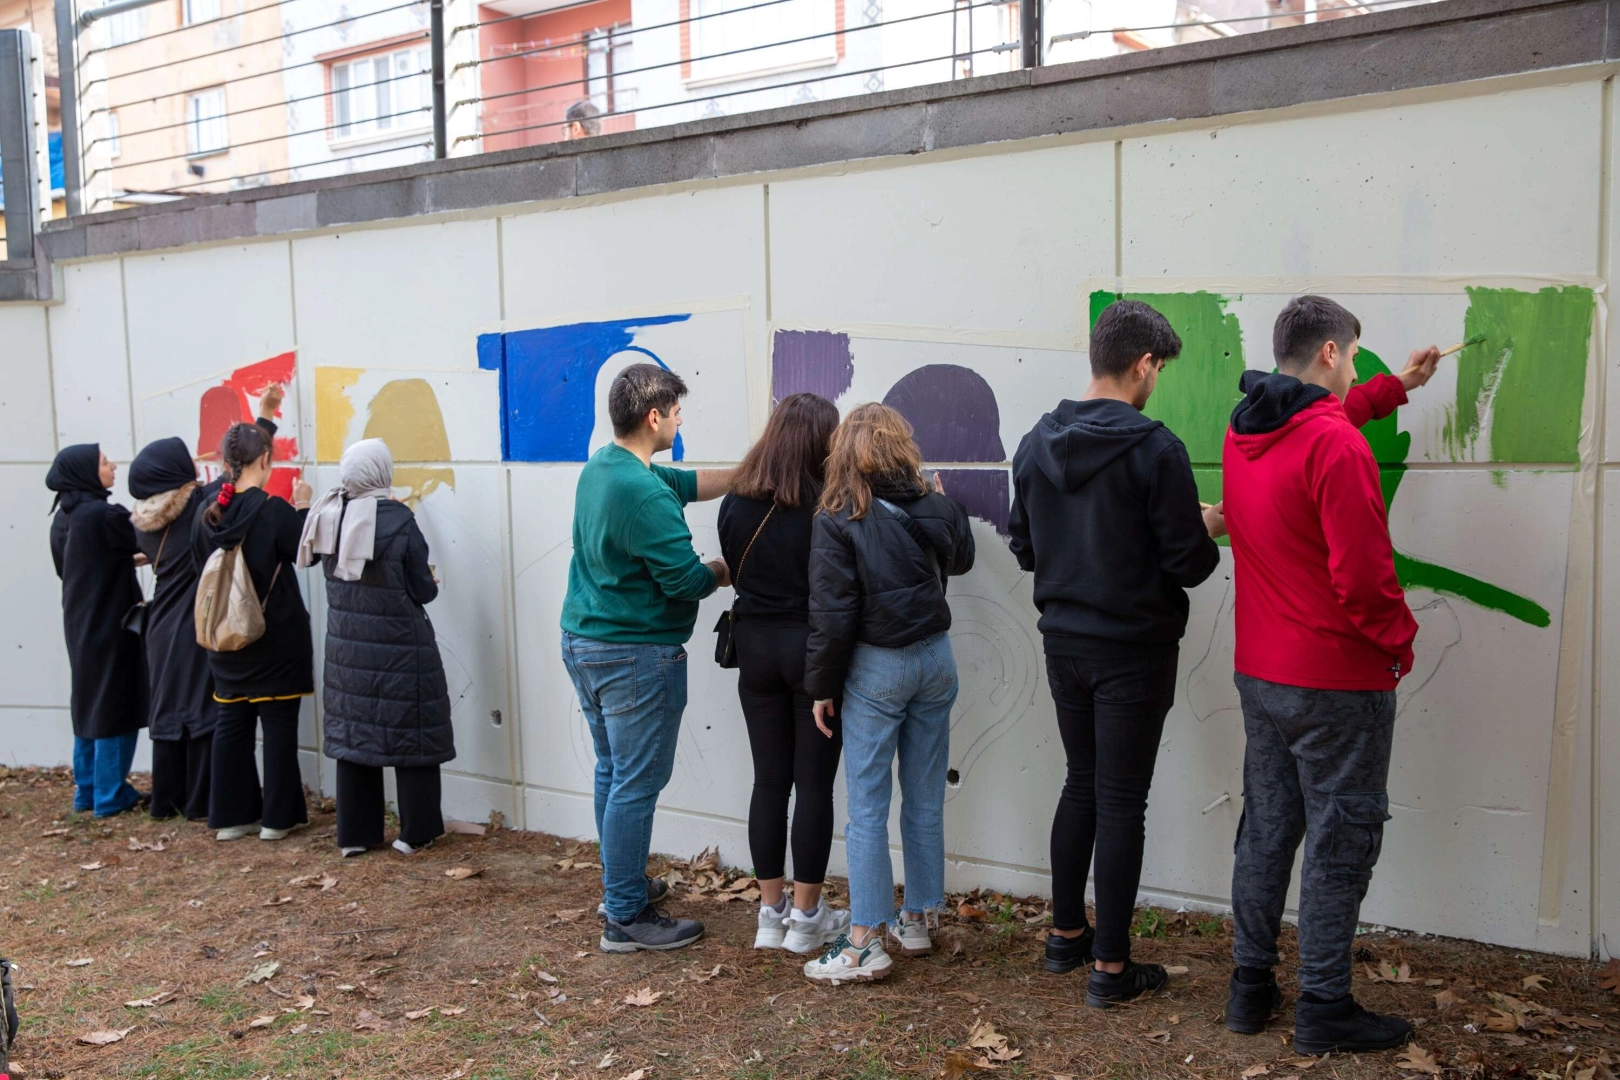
top-left (298, 439), bottom-right (453, 856)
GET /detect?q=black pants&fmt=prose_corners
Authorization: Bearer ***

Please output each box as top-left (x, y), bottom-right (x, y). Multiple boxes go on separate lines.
top-left (1047, 646), bottom-right (1179, 964)
top-left (209, 698), bottom-right (308, 831)
top-left (736, 619), bottom-right (842, 884)
top-left (150, 732), bottom-right (212, 821)
top-left (334, 759), bottom-right (445, 849)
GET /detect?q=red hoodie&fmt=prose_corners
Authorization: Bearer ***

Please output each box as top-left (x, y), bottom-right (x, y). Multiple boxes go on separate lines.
top-left (1223, 372), bottom-right (1417, 691)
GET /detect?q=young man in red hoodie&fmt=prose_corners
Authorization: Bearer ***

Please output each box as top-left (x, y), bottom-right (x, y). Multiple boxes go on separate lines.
top-left (1222, 295), bottom-right (1438, 1054)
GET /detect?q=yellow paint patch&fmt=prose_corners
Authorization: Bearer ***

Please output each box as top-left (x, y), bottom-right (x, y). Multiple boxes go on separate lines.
top-left (314, 367), bottom-right (364, 463)
top-left (362, 378), bottom-right (456, 507)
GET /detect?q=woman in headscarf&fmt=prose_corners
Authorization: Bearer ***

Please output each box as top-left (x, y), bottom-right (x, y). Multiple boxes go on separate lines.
top-left (47, 443), bottom-right (148, 817)
top-left (128, 436), bottom-right (214, 821)
top-left (191, 422), bottom-right (314, 842)
top-left (298, 439), bottom-right (454, 856)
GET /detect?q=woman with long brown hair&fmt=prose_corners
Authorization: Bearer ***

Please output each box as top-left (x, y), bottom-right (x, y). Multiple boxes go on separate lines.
top-left (716, 392), bottom-right (846, 954)
top-left (798, 403), bottom-right (975, 984)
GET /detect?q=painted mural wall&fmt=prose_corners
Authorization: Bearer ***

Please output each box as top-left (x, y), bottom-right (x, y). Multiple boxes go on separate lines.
top-left (2, 73), bottom-right (1615, 960)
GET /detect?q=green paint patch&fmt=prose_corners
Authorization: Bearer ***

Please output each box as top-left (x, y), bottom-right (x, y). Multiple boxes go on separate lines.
top-left (1089, 290), bottom-right (1245, 465)
top-left (1442, 286), bottom-right (1594, 462)
top-left (1393, 552), bottom-right (1551, 628)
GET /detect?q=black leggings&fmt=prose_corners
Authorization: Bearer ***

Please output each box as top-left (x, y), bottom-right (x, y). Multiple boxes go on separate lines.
top-left (150, 732), bottom-right (212, 821)
top-left (736, 620), bottom-right (842, 884)
top-left (1047, 647), bottom-right (1179, 963)
top-left (334, 759), bottom-right (445, 849)
top-left (210, 697), bottom-right (309, 831)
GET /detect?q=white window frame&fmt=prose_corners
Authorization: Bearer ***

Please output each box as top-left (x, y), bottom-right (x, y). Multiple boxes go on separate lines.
top-left (186, 87), bottom-right (228, 157)
top-left (329, 45), bottom-right (433, 145)
top-left (183, 0), bottom-right (221, 25)
top-left (687, 0), bottom-right (838, 87)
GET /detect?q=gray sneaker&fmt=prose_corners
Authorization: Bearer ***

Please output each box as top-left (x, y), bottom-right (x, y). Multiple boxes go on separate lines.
top-left (599, 905), bottom-right (705, 953)
top-left (596, 876), bottom-right (670, 917)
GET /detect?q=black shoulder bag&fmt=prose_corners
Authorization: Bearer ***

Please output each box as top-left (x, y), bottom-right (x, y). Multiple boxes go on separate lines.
top-left (875, 497), bottom-right (947, 593)
top-left (122, 524), bottom-right (169, 636)
top-left (713, 504), bottom-right (774, 668)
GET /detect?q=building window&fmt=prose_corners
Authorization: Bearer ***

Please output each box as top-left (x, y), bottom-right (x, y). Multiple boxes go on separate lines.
top-left (183, 0), bottom-right (221, 24)
top-left (107, 112), bottom-right (121, 158)
top-left (97, 0), bottom-right (147, 45)
top-left (330, 45), bottom-right (431, 140)
top-left (186, 88), bottom-right (228, 156)
top-left (689, 0), bottom-right (837, 84)
top-left (584, 26), bottom-right (633, 115)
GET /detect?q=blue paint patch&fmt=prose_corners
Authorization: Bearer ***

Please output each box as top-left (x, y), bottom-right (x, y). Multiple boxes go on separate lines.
top-left (482, 315), bottom-right (691, 462)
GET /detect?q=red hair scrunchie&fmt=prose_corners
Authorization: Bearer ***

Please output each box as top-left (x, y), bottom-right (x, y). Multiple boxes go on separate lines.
top-left (218, 481), bottom-right (235, 508)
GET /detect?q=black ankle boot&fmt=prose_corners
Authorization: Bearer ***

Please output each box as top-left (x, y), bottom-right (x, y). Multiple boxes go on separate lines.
top-left (1225, 968), bottom-right (1283, 1034)
top-left (1292, 994), bottom-right (1413, 1054)
top-left (1042, 928), bottom-right (1095, 974)
top-left (1084, 961), bottom-right (1168, 1008)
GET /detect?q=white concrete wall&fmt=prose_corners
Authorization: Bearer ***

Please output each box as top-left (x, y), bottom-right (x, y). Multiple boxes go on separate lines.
top-left (2, 70), bottom-right (1613, 958)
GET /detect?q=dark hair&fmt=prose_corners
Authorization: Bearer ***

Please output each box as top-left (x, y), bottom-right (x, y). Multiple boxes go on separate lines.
top-left (1273, 294), bottom-right (1361, 371)
top-left (1089, 299), bottom-right (1182, 378)
top-left (566, 99), bottom-right (601, 137)
top-left (608, 363), bottom-right (687, 438)
top-left (202, 422), bottom-right (271, 526)
top-left (731, 393), bottom-right (839, 508)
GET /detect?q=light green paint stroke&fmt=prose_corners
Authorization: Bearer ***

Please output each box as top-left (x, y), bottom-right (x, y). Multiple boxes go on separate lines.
top-left (1441, 286), bottom-right (1594, 463)
top-left (1089, 290), bottom-right (1246, 465)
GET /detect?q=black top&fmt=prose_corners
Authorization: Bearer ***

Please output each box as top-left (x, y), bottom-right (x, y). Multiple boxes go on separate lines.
top-left (1007, 397), bottom-right (1219, 656)
top-left (321, 499), bottom-right (454, 768)
top-left (189, 485), bottom-right (313, 700)
top-left (133, 485), bottom-right (214, 739)
top-left (717, 493), bottom-right (816, 622)
top-left (804, 475), bottom-right (975, 701)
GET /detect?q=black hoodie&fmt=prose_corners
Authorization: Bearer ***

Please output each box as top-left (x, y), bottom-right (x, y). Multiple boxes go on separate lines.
top-left (1008, 398), bottom-right (1219, 655)
top-left (189, 485), bottom-right (314, 700)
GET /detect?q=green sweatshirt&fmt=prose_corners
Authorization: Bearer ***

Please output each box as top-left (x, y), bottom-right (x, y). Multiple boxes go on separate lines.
top-left (561, 443), bottom-right (718, 645)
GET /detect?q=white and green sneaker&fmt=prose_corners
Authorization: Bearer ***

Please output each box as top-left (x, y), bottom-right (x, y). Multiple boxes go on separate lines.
top-left (802, 932), bottom-right (893, 984)
top-left (783, 902), bottom-right (852, 954)
top-left (887, 912), bottom-right (935, 957)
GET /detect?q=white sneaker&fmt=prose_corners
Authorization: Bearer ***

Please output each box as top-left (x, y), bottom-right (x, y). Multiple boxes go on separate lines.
top-left (216, 824), bottom-right (258, 842)
top-left (783, 903), bottom-right (852, 954)
top-left (753, 900), bottom-right (790, 949)
top-left (339, 846), bottom-right (368, 858)
top-left (802, 932), bottom-right (893, 984)
top-left (887, 913), bottom-right (936, 957)
top-left (259, 824), bottom-right (304, 842)
top-left (392, 838), bottom-right (431, 855)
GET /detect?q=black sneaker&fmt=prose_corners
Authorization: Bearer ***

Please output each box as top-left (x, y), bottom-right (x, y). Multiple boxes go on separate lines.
top-left (599, 904), bottom-right (704, 953)
top-left (1042, 928), bottom-right (1095, 974)
top-left (596, 876), bottom-right (670, 917)
top-left (2, 956), bottom-right (18, 1064)
top-left (1292, 994), bottom-right (1413, 1054)
top-left (1226, 968), bottom-right (1283, 1034)
top-left (1085, 961), bottom-right (1169, 1008)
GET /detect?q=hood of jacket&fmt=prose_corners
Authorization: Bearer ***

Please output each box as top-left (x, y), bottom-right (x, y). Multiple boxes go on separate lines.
top-left (868, 470), bottom-right (928, 504)
top-left (201, 486), bottom-right (269, 550)
top-left (131, 482), bottom-right (198, 533)
top-left (1228, 370), bottom-right (1339, 460)
top-left (1027, 398), bottom-right (1164, 492)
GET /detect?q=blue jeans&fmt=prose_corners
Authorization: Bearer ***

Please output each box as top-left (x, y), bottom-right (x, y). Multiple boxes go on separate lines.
top-left (560, 630), bottom-right (690, 924)
top-left (840, 632), bottom-right (957, 929)
top-left (72, 732), bottom-right (141, 817)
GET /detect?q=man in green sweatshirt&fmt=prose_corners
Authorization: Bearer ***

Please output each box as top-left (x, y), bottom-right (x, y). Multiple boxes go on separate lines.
top-left (561, 363), bottom-right (734, 953)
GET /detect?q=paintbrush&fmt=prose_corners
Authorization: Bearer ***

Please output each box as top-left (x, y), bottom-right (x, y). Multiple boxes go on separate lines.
top-left (1439, 334), bottom-right (1487, 358)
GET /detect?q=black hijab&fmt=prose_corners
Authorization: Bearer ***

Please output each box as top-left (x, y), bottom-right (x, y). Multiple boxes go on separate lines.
top-left (129, 437), bottom-right (198, 499)
top-left (46, 443), bottom-right (107, 514)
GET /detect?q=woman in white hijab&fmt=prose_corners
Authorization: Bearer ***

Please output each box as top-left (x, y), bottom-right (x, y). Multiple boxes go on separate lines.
top-left (299, 440), bottom-right (455, 856)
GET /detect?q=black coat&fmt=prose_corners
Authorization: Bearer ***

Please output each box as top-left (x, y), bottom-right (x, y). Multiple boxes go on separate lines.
top-left (320, 499), bottom-right (454, 768)
top-left (51, 493), bottom-right (148, 741)
top-left (132, 485), bottom-right (214, 740)
top-left (804, 477), bottom-right (976, 701)
top-left (189, 486), bottom-right (314, 701)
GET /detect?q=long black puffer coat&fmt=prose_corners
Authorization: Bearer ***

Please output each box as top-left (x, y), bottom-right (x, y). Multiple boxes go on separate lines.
top-left (804, 473), bottom-right (976, 701)
top-left (320, 498), bottom-right (454, 768)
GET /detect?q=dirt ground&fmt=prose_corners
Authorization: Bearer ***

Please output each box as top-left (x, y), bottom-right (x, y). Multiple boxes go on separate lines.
top-left (2, 766), bottom-right (1617, 1080)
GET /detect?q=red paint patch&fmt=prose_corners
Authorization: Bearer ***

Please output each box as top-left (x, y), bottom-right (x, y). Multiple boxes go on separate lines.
top-left (267, 466), bottom-right (298, 503)
top-left (195, 351), bottom-right (301, 462)
top-left (197, 384), bottom-right (247, 458)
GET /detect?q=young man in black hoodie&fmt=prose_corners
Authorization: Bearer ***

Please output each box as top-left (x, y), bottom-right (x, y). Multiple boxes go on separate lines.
top-left (1009, 299), bottom-right (1224, 1008)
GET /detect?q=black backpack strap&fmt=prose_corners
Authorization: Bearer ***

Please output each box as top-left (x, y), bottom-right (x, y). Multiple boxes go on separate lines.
top-left (874, 498), bottom-right (946, 591)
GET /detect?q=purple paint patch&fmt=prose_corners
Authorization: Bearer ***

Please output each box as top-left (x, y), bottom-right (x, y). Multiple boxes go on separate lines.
top-left (773, 330), bottom-right (854, 404)
top-left (936, 469), bottom-right (1010, 536)
top-left (881, 364), bottom-right (1004, 462)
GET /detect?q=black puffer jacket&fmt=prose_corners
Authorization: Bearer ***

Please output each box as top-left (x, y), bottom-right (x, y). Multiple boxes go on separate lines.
top-left (320, 499), bottom-right (454, 768)
top-left (805, 475), bottom-right (976, 700)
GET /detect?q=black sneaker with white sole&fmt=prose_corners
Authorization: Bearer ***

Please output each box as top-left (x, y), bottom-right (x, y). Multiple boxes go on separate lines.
top-left (596, 876), bottom-right (670, 917)
top-left (1292, 994), bottom-right (1413, 1055)
top-left (599, 905), bottom-right (704, 953)
top-left (1085, 960), bottom-right (1169, 1008)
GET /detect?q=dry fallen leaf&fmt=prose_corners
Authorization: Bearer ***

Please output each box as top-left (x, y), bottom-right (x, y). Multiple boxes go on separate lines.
top-left (957, 902), bottom-right (989, 921)
top-left (598, 1049), bottom-right (619, 1069)
top-left (248, 1015), bottom-right (277, 1030)
top-left (1285, 1055), bottom-right (1326, 1071)
top-left (940, 1051), bottom-right (989, 1078)
top-left (440, 1006), bottom-right (466, 1016)
top-left (534, 970), bottom-right (559, 984)
top-left (78, 1027), bottom-right (134, 1046)
top-left (445, 867), bottom-right (486, 880)
top-left (124, 990), bottom-right (176, 1008)
top-left (968, 1019), bottom-right (1022, 1061)
top-left (623, 987), bottom-right (663, 1008)
top-left (1435, 988), bottom-right (1463, 1010)
top-left (444, 819), bottom-right (486, 836)
top-left (1394, 1044), bottom-right (1442, 1076)
top-left (618, 1071), bottom-right (647, 1080)
top-left (688, 964), bottom-right (723, 984)
top-left (79, 860), bottom-right (107, 872)
top-left (1484, 1009), bottom-right (1521, 1033)
top-left (354, 1008), bottom-right (385, 1031)
top-left (64, 957), bottom-right (93, 967)
top-left (1241, 1066), bottom-right (1270, 1079)
top-left (261, 896), bottom-right (293, 907)
top-left (40, 827), bottom-right (69, 837)
top-left (1366, 960), bottom-right (1414, 984)
top-left (1141, 1030), bottom-right (1172, 1044)
top-left (1522, 973), bottom-right (1551, 992)
top-left (404, 1007), bottom-right (434, 1021)
top-left (238, 960), bottom-right (280, 986)
top-left (441, 1061), bottom-right (475, 1080)
top-left (127, 836), bottom-right (167, 852)
top-left (1164, 965), bottom-right (1189, 976)
top-left (554, 909), bottom-right (588, 922)
top-left (292, 994), bottom-right (316, 1011)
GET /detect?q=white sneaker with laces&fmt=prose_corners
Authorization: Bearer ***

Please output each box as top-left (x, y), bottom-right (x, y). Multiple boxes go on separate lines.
top-left (802, 932), bottom-right (893, 984)
top-left (259, 823), bottom-right (304, 842)
top-left (215, 824), bottom-right (257, 842)
top-left (753, 900), bottom-right (790, 949)
top-left (783, 903), bottom-right (852, 954)
top-left (887, 912), bottom-right (936, 957)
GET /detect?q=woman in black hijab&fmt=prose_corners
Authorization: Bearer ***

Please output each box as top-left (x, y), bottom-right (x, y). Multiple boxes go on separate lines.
top-left (129, 436), bottom-right (214, 821)
top-left (48, 443), bottom-right (148, 817)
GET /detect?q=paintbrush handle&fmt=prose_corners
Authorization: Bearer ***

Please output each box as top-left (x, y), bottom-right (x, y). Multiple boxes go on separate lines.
top-left (1439, 340), bottom-right (1468, 358)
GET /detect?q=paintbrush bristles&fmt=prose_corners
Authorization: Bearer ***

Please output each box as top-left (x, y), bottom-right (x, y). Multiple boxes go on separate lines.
top-left (1439, 334), bottom-right (1487, 358)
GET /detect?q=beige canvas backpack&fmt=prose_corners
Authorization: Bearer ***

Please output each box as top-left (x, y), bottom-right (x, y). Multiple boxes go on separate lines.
top-left (194, 545), bottom-right (280, 652)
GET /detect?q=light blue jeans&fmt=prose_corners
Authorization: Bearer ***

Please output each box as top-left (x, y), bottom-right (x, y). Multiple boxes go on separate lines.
top-left (560, 630), bottom-right (689, 924)
top-left (72, 732), bottom-right (141, 817)
top-left (840, 631), bottom-right (957, 929)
